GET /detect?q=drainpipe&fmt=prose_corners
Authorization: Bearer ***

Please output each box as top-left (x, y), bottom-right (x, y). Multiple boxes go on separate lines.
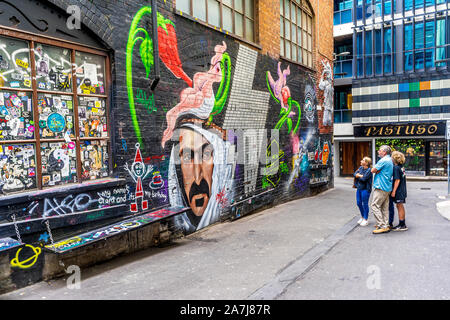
top-left (151, 0), bottom-right (160, 91)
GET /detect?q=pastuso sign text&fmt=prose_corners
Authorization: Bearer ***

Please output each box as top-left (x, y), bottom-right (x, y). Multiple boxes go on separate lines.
top-left (354, 123), bottom-right (445, 137)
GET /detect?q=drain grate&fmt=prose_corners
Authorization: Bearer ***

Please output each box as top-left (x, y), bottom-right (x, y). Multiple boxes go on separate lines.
top-left (420, 188), bottom-right (431, 190)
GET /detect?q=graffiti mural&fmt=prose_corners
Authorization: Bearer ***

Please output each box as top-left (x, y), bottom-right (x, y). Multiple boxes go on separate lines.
top-left (318, 60), bottom-right (334, 128)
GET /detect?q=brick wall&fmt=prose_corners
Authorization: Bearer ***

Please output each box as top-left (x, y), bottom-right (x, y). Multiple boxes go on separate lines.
top-left (0, 0), bottom-right (334, 291)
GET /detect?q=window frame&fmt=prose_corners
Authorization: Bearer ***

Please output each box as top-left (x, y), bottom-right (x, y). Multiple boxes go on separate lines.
top-left (175, 0), bottom-right (256, 43)
top-left (0, 27), bottom-right (112, 194)
top-left (280, 0), bottom-right (314, 69)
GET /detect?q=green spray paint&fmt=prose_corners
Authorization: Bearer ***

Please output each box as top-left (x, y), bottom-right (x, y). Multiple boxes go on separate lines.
top-left (126, 6), bottom-right (173, 147)
top-left (266, 72), bottom-right (301, 135)
top-left (208, 52), bottom-right (232, 125)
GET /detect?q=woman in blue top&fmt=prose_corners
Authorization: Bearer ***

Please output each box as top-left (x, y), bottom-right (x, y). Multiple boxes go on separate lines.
top-left (354, 157), bottom-right (373, 227)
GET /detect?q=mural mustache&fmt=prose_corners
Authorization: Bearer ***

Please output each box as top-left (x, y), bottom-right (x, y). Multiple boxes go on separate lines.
top-left (189, 179), bottom-right (210, 208)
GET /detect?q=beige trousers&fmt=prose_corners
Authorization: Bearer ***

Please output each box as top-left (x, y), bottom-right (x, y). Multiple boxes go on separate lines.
top-left (371, 189), bottom-right (390, 228)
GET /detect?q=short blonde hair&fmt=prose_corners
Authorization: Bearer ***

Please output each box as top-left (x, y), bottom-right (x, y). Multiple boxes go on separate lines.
top-left (362, 157), bottom-right (372, 167)
top-left (392, 151), bottom-right (406, 165)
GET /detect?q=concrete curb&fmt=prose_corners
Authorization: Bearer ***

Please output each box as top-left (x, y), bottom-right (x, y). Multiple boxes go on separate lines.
top-left (246, 215), bottom-right (360, 300)
top-left (436, 201), bottom-right (450, 221)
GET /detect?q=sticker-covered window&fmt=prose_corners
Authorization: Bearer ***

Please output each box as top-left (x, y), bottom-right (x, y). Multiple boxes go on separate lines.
top-left (75, 51), bottom-right (106, 95)
top-left (0, 143), bottom-right (37, 194)
top-left (35, 43), bottom-right (72, 93)
top-left (0, 36), bottom-right (32, 89)
top-left (41, 142), bottom-right (77, 187)
top-left (78, 97), bottom-right (108, 138)
top-left (0, 91), bottom-right (34, 141)
top-left (38, 93), bottom-right (74, 140)
top-left (81, 140), bottom-right (109, 181)
top-left (0, 32), bottom-right (110, 196)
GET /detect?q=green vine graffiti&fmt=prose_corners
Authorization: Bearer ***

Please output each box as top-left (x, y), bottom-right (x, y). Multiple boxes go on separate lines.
top-left (266, 72), bottom-right (301, 135)
top-left (126, 6), bottom-right (173, 147)
top-left (208, 52), bottom-right (232, 125)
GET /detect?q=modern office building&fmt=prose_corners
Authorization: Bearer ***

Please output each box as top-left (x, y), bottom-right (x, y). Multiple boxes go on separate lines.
top-left (333, 0), bottom-right (450, 177)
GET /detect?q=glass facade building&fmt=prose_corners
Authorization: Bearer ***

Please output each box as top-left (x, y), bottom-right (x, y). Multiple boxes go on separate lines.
top-left (334, 0), bottom-right (450, 177)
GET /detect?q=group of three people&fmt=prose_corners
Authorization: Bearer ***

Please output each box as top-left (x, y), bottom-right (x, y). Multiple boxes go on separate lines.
top-left (353, 145), bottom-right (408, 234)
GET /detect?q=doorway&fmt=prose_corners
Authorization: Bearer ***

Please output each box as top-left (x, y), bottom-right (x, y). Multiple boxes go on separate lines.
top-left (340, 141), bottom-right (371, 176)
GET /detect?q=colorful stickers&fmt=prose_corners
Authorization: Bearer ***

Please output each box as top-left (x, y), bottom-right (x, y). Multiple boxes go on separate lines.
top-left (0, 91), bottom-right (34, 141)
top-left (81, 140), bottom-right (108, 181)
top-left (78, 97), bottom-right (107, 138)
top-left (0, 144), bottom-right (36, 194)
top-left (38, 94), bottom-right (74, 139)
top-left (41, 142), bottom-right (77, 187)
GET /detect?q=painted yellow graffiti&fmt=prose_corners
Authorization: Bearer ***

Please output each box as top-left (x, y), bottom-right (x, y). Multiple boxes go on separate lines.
top-left (10, 244), bottom-right (42, 269)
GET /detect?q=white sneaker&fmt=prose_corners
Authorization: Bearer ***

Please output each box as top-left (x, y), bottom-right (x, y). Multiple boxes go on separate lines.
top-left (357, 218), bottom-right (363, 225)
top-left (360, 220), bottom-right (369, 226)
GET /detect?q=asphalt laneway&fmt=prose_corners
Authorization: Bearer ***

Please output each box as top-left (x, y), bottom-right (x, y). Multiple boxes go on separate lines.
top-left (1, 178), bottom-right (449, 300)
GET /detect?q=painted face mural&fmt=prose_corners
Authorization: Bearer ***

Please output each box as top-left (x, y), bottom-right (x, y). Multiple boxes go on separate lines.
top-left (161, 41), bottom-right (233, 233)
top-left (168, 123), bottom-right (233, 233)
top-left (178, 128), bottom-right (214, 216)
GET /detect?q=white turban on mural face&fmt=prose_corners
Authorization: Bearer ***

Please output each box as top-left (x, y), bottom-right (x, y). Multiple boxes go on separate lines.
top-left (168, 123), bottom-right (234, 233)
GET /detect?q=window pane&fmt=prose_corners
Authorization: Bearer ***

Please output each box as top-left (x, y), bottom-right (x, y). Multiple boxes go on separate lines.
top-left (0, 90), bottom-right (34, 141)
top-left (193, 0), bottom-right (207, 22)
top-left (235, 12), bottom-right (244, 37)
top-left (307, 16), bottom-right (312, 33)
top-left (245, 0), bottom-right (254, 18)
top-left (284, 0), bottom-right (290, 19)
top-left (384, 28), bottom-right (392, 53)
top-left (223, 6), bottom-right (233, 32)
top-left (405, 51), bottom-right (414, 71)
top-left (280, 0), bottom-right (284, 16)
top-left (298, 27), bottom-right (302, 46)
top-left (375, 29), bottom-right (382, 54)
top-left (245, 18), bottom-right (254, 42)
top-left (0, 143), bottom-right (37, 194)
top-left (81, 140), bottom-right (109, 181)
top-left (41, 141), bottom-right (77, 187)
top-left (223, 0), bottom-right (232, 6)
top-left (405, 24), bottom-right (413, 51)
top-left (292, 24), bottom-right (297, 44)
top-left (235, 0), bottom-right (244, 12)
top-left (0, 36), bottom-right (31, 90)
top-left (297, 9), bottom-right (302, 27)
top-left (280, 16), bottom-right (284, 36)
top-left (415, 22), bottom-right (424, 49)
top-left (280, 38), bottom-right (285, 56)
top-left (285, 19), bottom-right (291, 40)
top-left (308, 34), bottom-right (312, 51)
top-left (308, 53), bottom-right (312, 68)
top-left (365, 57), bottom-right (373, 75)
top-left (35, 44), bottom-right (72, 93)
top-left (78, 97), bottom-right (108, 138)
top-left (425, 49), bottom-right (434, 68)
top-left (207, 0), bottom-right (220, 27)
top-left (292, 44), bottom-right (297, 61)
top-left (425, 21), bottom-right (435, 48)
top-left (291, 4), bottom-right (296, 23)
top-left (285, 41), bottom-right (291, 59)
top-left (75, 52), bottom-right (106, 95)
top-left (415, 51), bottom-right (424, 69)
top-left (176, 0), bottom-right (191, 13)
top-left (384, 55), bottom-right (392, 73)
top-left (38, 93), bottom-right (74, 140)
top-left (298, 47), bottom-right (302, 63)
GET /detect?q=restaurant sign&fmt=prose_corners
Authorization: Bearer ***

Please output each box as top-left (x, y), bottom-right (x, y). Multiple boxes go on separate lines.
top-left (354, 122), bottom-right (445, 137)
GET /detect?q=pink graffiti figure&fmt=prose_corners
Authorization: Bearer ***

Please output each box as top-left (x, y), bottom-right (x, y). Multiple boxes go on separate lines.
top-left (267, 62), bottom-right (295, 118)
top-left (125, 143), bottom-right (153, 213)
top-left (161, 42), bottom-right (228, 148)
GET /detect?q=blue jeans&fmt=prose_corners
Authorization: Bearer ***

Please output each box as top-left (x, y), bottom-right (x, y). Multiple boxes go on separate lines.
top-left (389, 196), bottom-right (395, 225)
top-left (356, 189), bottom-right (370, 220)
